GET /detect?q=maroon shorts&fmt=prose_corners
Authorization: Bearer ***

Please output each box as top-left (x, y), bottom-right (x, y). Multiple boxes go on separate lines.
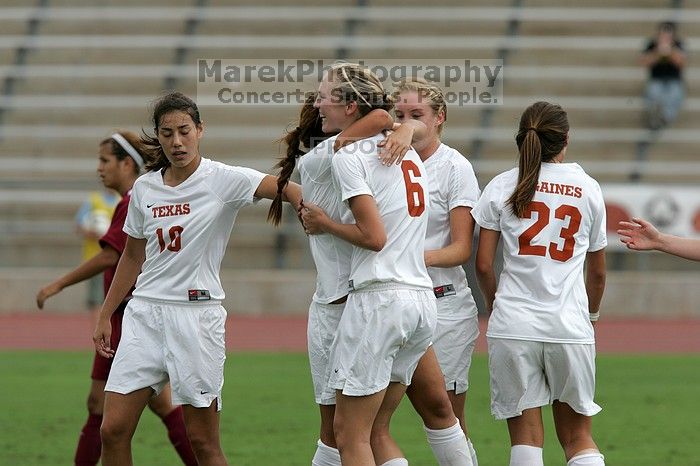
top-left (90, 301), bottom-right (127, 381)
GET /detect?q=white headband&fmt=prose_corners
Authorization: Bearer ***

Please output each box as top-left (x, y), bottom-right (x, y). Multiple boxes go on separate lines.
top-left (111, 133), bottom-right (145, 171)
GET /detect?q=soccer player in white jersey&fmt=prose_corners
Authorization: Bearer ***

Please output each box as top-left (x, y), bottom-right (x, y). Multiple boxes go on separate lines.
top-left (300, 63), bottom-right (469, 466)
top-left (472, 101), bottom-right (607, 466)
top-left (91, 92), bottom-right (301, 466)
top-left (393, 78), bottom-right (481, 465)
top-left (268, 92), bottom-right (421, 466)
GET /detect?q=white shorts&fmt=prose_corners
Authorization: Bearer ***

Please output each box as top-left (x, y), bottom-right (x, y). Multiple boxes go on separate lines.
top-left (433, 290), bottom-right (479, 395)
top-left (328, 284), bottom-right (437, 397)
top-left (488, 338), bottom-right (601, 420)
top-left (105, 297), bottom-right (227, 411)
top-left (307, 300), bottom-right (345, 405)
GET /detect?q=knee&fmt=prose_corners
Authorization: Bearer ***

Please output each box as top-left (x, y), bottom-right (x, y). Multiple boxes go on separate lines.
top-left (417, 391), bottom-right (455, 428)
top-left (186, 429), bottom-right (220, 459)
top-left (100, 418), bottom-right (131, 446)
top-left (370, 421), bottom-right (391, 451)
top-left (86, 392), bottom-right (103, 415)
top-left (333, 415), bottom-right (364, 450)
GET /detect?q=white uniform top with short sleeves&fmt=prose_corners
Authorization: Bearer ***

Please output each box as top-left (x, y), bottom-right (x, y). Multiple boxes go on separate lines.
top-left (297, 135), bottom-right (354, 304)
top-left (123, 157), bottom-right (265, 303)
top-left (471, 163), bottom-right (607, 343)
top-left (424, 144), bottom-right (480, 305)
top-left (331, 134), bottom-right (432, 291)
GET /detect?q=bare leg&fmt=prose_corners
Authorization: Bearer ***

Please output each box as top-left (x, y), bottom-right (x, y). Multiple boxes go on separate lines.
top-left (506, 407), bottom-right (545, 447)
top-left (370, 382), bottom-right (408, 465)
top-left (405, 346), bottom-right (457, 429)
top-left (100, 388), bottom-right (152, 466)
top-left (552, 400), bottom-right (600, 461)
top-left (182, 401), bottom-right (227, 466)
top-left (447, 390), bottom-right (467, 435)
top-left (319, 404), bottom-right (337, 448)
top-left (334, 389), bottom-right (387, 466)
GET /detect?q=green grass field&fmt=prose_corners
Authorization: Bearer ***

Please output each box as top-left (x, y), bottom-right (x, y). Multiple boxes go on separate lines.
top-left (1, 352), bottom-right (699, 466)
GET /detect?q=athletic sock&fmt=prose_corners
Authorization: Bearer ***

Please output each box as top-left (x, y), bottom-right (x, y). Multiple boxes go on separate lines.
top-left (467, 438), bottom-right (478, 466)
top-left (567, 452), bottom-right (605, 465)
top-left (311, 439), bottom-right (341, 466)
top-left (510, 445), bottom-right (543, 466)
top-left (424, 421), bottom-right (473, 466)
top-left (380, 459), bottom-right (409, 466)
top-left (162, 407), bottom-right (198, 466)
top-left (74, 413), bottom-right (102, 466)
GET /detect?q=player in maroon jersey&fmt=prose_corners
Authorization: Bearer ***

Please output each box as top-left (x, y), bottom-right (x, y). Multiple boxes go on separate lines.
top-left (36, 131), bottom-right (197, 466)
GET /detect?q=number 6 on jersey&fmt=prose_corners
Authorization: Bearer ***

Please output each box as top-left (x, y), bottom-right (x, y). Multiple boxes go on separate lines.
top-left (401, 160), bottom-right (425, 217)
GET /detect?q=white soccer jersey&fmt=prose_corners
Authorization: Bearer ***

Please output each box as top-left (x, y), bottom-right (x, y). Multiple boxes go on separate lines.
top-left (424, 144), bottom-right (480, 304)
top-left (471, 163), bottom-right (607, 343)
top-left (123, 157), bottom-right (265, 302)
top-left (331, 134), bottom-right (432, 291)
top-left (298, 135), bottom-right (354, 304)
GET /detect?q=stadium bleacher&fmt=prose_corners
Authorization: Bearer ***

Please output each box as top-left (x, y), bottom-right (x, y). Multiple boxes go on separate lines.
top-left (1, 1), bottom-right (699, 312)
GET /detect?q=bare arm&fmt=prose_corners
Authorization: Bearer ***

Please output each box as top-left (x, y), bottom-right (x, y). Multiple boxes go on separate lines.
top-left (475, 227), bottom-right (500, 313)
top-left (618, 217), bottom-right (700, 261)
top-left (93, 236), bottom-right (145, 358)
top-left (377, 120), bottom-right (428, 166)
top-left (36, 246), bottom-right (120, 309)
top-left (585, 249), bottom-right (606, 328)
top-left (425, 206), bottom-right (474, 268)
top-left (255, 174), bottom-right (303, 211)
top-left (300, 196), bottom-right (387, 252)
top-left (333, 109), bottom-right (393, 152)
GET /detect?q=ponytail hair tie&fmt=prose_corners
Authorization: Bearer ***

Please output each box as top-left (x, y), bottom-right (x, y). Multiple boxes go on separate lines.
top-left (527, 127), bottom-right (537, 132)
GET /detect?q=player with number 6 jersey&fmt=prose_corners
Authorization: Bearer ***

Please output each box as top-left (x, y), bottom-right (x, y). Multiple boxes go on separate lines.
top-left (472, 101), bottom-right (607, 466)
top-left (299, 63), bottom-right (439, 466)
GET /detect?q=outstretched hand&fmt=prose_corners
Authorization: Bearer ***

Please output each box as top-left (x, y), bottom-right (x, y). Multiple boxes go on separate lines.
top-left (617, 217), bottom-right (661, 251)
top-left (36, 282), bottom-right (61, 309)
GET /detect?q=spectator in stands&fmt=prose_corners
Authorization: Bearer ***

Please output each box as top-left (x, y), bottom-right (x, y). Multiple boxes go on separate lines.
top-left (641, 22), bottom-right (686, 130)
top-left (618, 217), bottom-right (700, 261)
top-left (472, 101), bottom-right (607, 466)
top-left (92, 92), bottom-right (301, 466)
top-left (36, 131), bottom-right (197, 466)
top-left (75, 189), bottom-right (118, 320)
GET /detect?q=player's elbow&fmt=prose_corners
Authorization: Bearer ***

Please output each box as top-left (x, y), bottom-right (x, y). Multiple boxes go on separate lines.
top-left (366, 233), bottom-right (387, 252)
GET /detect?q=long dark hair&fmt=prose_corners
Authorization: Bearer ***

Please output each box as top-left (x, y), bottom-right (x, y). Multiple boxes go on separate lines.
top-left (267, 93), bottom-right (326, 225)
top-left (100, 130), bottom-right (145, 175)
top-left (507, 101), bottom-right (569, 218)
top-left (141, 92), bottom-right (203, 172)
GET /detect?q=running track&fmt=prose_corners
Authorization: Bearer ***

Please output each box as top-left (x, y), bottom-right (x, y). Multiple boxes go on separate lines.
top-left (1, 313), bottom-right (699, 353)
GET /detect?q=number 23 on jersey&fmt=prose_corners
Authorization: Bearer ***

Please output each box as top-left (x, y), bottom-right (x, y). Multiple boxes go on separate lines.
top-left (518, 201), bottom-right (582, 262)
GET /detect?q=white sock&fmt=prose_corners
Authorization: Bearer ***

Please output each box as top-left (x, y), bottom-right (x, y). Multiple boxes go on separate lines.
top-left (467, 438), bottom-right (478, 466)
top-left (311, 439), bottom-right (341, 466)
top-left (380, 459), bottom-right (409, 466)
top-left (424, 421), bottom-right (473, 466)
top-left (567, 452), bottom-right (605, 466)
top-left (510, 445), bottom-right (543, 466)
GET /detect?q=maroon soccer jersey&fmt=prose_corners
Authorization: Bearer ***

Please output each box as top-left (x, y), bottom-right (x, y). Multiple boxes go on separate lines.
top-left (99, 191), bottom-right (134, 298)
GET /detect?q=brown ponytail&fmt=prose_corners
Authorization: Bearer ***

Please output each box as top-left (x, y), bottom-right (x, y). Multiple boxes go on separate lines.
top-left (507, 101), bottom-right (569, 217)
top-left (267, 92), bottom-right (326, 225)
